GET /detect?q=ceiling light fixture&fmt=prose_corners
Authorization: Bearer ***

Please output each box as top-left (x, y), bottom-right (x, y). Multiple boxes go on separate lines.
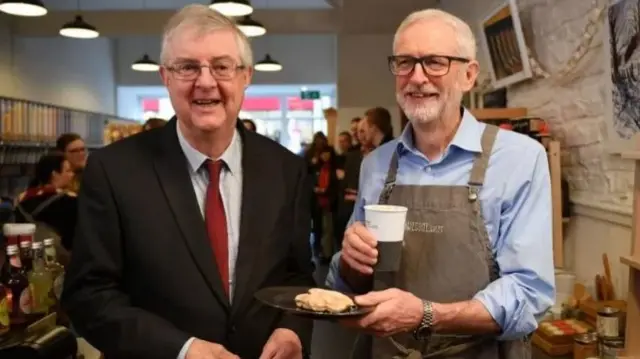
top-left (0, 0), bottom-right (47, 17)
top-left (209, 0), bottom-right (253, 17)
top-left (131, 54), bottom-right (160, 72)
top-left (254, 54), bottom-right (282, 72)
top-left (236, 15), bottom-right (266, 37)
top-left (59, 15), bottom-right (99, 39)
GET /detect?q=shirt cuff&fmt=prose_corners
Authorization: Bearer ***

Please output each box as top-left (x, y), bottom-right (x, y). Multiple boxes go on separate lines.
top-left (473, 280), bottom-right (540, 340)
top-left (177, 337), bottom-right (195, 359)
top-left (324, 252), bottom-right (354, 293)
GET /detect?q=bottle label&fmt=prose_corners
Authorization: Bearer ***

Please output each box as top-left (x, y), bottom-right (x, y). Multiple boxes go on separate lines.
top-left (5, 289), bottom-right (12, 313)
top-left (53, 274), bottom-right (64, 300)
top-left (0, 297), bottom-right (9, 326)
top-left (19, 288), bottom-right (32, 314)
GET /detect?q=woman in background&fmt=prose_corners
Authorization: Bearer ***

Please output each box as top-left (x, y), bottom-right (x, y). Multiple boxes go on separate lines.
top-left (14, 153), bottom-right (78, 263)
top-left (56, 133), bottom-right (87, 192)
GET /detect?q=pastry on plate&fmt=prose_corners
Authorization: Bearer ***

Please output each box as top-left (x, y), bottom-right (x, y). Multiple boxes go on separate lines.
top-left (294, 288), bottom-right (355, 313)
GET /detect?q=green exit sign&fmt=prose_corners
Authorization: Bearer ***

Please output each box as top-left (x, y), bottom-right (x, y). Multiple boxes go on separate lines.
top-left (300, 90), bottom-right (320, 99)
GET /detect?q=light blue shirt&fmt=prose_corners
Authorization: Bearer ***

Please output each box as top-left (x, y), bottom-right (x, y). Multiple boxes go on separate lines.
top-left (176, 124), bottom-right (243, 359)
top-left (326, 109), bottom-right (555, 340)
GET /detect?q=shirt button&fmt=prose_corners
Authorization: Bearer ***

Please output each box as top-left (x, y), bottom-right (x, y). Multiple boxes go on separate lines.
top-left (425, 166), bottom-right (432, 172)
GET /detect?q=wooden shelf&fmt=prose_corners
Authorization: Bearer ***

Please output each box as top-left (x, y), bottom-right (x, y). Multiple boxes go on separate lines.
top-left (622, 157), bottom-right (640, 357)
top-left (622, 256), bottom-right (640, 271)
top-left (470, 107), bottom-right (528, 120)
top-left (621, 151), bottom-right (640, 160)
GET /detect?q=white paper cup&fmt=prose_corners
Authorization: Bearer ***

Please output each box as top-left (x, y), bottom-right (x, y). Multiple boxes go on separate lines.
top-left (364, 204), bottom-right (408, 272)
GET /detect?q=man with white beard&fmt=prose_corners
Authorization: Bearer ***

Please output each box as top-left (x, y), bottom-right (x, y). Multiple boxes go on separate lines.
top-left (325, 9), bottom-right (554, 359)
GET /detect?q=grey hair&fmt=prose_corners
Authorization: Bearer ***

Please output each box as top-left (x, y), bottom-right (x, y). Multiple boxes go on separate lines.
top-left (160, 4), bottom-right (253, 67)
top-left (393, 9), bottom-right (476, 60)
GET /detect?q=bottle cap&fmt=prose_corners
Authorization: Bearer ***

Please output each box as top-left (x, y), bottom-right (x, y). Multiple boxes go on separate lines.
top-left (43, 238), bottom-right (54, 246)
top-left (32, 241), bottom-right (43, 249)
top-left (6, 244), bottom-right (18, 255)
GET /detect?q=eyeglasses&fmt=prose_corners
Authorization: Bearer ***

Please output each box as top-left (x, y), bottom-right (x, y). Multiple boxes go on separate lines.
top-left (388, 55), bottom-right (470, 77)
top-left (165, 59), bottom-right (246, 80)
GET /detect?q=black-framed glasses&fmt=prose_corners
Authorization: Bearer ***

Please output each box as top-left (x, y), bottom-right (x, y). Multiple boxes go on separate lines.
top-left (165, 59), bottom-right (246, 80)
top-left (388, 55), bottom-right (470, 77)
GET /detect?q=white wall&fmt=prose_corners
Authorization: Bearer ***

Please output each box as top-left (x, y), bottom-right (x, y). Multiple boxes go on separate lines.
top-left (441, 0), bottom-right (635, 299)
top-left (114, 34), bottom-right (338, 86)
top-left (0, 16), bottom-right (117, 114)
top-left (336, 34), bottom-right (401, 137)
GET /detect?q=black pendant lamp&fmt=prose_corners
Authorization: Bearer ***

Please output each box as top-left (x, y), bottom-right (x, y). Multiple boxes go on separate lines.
top-left (0, 0), bottom-right (47, 17)
top-left (254, 54), bottom-right (282, 72)
top-left (131, 54), bottom-right (160, 72)
top-left (210, 0), bottom-right (253, 17)
top-left (59, 15), bottom-right (99, 39)
top-left (236, 15), bottom-right (266, 37)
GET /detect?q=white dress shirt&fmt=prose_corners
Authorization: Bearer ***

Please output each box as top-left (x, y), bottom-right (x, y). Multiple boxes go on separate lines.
top-left (176, 124), bottom-right (243, 359)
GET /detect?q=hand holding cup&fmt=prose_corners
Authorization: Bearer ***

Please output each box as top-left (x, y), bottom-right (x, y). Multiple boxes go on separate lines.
top-left (341, 222), bottom-right (378, 275)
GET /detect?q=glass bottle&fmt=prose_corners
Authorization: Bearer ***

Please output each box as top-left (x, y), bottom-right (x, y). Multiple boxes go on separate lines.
top-left (28, 241), bottom-right (52, 315)
top-left (18, 237), bottom-right (33, 273)
top-left (0, 280), bottom-right (9, 336)
top-left (5, 244), bottom-right (30, 329)
top-left (43, 238), bottom-right (64, 304)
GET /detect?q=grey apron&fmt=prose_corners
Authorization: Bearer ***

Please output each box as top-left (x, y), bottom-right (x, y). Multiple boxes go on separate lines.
top-left (350, 125), bottom-right (531, 359)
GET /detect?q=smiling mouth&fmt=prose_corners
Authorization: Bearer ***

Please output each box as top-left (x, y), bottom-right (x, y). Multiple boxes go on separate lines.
top-left (406, 92), bottom-right (438, 99)
top-left (192, 99), bottom-right (222, 106)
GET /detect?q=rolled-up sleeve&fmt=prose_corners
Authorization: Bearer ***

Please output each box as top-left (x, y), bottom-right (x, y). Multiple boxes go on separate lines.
top-left (473, 145), bottom-right (555, 340)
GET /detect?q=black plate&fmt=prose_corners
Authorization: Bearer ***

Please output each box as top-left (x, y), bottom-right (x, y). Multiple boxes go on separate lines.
top-left (254, 286), bottom-right (373, 319)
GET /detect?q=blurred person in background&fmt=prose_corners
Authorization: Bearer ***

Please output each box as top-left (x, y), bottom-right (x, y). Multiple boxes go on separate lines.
top-left (360, 107), bottom-right (394, 151)
top-left (56, 133), bottom-right (87, 192)
top-left (14, 152), bottom-right (77, 260)
top-left (143, 117), bottom-right (168, 131)
top-left (304, 132), bottom-right (337, 262)
top-left (242, 119), bottom-right (257, 132)
top-left (349, 117), bottom-right (361, 150)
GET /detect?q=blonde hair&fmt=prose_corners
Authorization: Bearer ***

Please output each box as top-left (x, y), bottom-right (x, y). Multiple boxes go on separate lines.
top-left (160, 4), bottom-right (253, 67)
top-left (393, 9), bottom-right (476, 60)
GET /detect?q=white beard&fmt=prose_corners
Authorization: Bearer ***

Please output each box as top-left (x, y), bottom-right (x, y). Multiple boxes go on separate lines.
top-left (397, 84), bottom-right (464, 126)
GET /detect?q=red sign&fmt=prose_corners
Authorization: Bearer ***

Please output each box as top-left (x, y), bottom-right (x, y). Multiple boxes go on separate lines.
top-left (142, 98), bottom-right (159, 112)
top-left (287, 97), bottom-right (314, 111)
top-left (242, 97), bottom-right (280, 111)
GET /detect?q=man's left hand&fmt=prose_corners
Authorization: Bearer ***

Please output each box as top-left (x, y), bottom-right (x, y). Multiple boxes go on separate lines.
top-left (259, 328), bottom-right (303, 359)
top-left (342, 288), bottom-right (424, 337)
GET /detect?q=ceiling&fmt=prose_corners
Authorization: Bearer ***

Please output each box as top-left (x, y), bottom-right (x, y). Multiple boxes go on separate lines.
top-left (43, 0), bottom-right (333, 11)
top-left (8, 0), bottom-right (439, 36)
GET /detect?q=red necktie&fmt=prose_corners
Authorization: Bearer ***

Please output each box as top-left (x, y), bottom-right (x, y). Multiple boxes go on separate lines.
top-left (205, 160), bottom-right (229, 296)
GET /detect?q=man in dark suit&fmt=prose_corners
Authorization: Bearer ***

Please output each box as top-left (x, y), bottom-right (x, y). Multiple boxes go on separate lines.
top-left (61, 4), bottom-right (315, 359)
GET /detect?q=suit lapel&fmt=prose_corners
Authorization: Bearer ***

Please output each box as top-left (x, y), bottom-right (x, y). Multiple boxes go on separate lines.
top-left (231, 129), bottom-right (272, 316)
top-left (153, 119), bottom-right (229, 309)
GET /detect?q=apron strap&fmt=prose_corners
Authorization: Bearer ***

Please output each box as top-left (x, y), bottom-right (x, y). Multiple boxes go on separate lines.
top-left (378, 150), bottom-right (400, 204)
top-left (468, 124), bottom-right (499, 188)
top-left (467, 125), bottom-right (499, 202)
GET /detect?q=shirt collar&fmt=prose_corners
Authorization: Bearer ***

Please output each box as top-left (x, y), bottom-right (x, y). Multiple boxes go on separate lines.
top-left (397, 107), bottom-right (483, 155)
top-left (176, 123), bottom-right (242, 175)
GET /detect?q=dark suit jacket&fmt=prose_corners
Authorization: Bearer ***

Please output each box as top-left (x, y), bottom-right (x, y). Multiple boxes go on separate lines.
top-left (61, 119), bottom-right (316, 359)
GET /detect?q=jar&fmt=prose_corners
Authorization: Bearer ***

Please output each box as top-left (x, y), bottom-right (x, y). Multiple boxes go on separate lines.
top-left (573, 332), bottom-right (598, 359)
top-left (599, 336), bottom-right (625, 359)
top-left (597, 306), bottom-right (621, 338)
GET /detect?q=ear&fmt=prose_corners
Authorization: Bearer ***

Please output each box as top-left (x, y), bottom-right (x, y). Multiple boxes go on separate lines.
top-left (460, 60), bottom-right (479, 92)
top-left (243, 66), bottom-right (254, 88)
top-left (159, 67), bottom-right (170, 87)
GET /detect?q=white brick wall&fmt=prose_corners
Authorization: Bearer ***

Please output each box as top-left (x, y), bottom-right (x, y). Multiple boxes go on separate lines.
top-left (442, 0), bottom-right (635, 208)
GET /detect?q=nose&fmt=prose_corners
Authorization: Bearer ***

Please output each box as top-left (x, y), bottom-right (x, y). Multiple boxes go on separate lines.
top-left (409, 62), bottom-right (429, 84)
top-left (195, 66), bottom-right (218, 88)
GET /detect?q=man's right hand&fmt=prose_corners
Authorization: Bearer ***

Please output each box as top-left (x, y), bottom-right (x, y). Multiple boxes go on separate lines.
top-left (341, 222), bottom-right (378, 275)
top-left (186, 338), bottom-right (240, 359)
